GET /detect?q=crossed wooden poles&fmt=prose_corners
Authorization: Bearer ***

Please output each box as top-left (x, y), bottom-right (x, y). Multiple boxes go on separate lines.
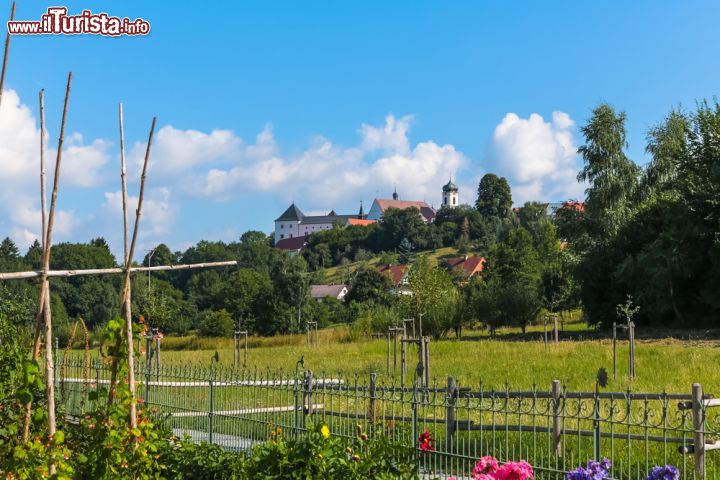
top-left (385, 318), bottom-right (430, 388)
top-left (0, 14), bottom-right (237, 459)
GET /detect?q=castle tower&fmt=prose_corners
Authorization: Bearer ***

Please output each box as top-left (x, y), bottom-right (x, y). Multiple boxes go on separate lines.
top-left (442, 177), bottom-right (459, 208)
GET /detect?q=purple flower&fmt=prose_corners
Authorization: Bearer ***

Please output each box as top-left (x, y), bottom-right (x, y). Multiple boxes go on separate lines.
top-left (566, 459), bottom-right (611, 480)
top-left (645, 465), bottom-right (680, 480)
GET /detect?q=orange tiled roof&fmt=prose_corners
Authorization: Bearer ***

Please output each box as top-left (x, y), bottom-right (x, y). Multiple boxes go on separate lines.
top-left (445, 255), bottom-right (486, 277)
top-left (346, 218), bottom-right (377, 226)
top-left (377, 264), bottom-right (409, 287)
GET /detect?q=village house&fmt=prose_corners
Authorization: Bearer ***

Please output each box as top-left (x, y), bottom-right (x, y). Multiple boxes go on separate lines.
top-left (443, 255), bottom-right (486, 278)
top-left (310, 284), bottom-right (350, 302)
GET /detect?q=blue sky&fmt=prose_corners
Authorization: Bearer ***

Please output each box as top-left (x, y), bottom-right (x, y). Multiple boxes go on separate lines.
top-left (1, 1), bottom-right (718, 259)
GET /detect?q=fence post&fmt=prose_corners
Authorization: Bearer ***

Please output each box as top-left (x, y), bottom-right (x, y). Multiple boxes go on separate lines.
top-left (208, 362), bottom-right (214, 444)
top-left (293, 371), bottom-right (300, 436)
top-left (423, 338), bottom-right (430, 390)
top-left (369, 372), bottom-right (377, 423)
top-left (446, 377), bottom-right (457, 451)
top-left (692, 383), bottom-right (705, 478)
top-left (94, 359), bottom-right (101, 411)
top-left (144, 342), bottom-right (151, 405)
top-left (411, 382), bottom-right (418, 454)
top-left (302, 371), bottom-right (313, 429)
top-left (552, 379), bottom-right (562, 457)
top-left (401, 337), bottom-right (406, 386)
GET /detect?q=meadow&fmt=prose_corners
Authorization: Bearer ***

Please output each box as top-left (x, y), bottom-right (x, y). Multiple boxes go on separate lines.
top-left (132, 321), bottom-right (720, 395)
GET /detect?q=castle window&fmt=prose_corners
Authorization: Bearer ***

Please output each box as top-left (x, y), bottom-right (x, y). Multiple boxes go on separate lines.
top-left (280, 234), bottom-right (285, 239)
top-left (281, 224), bottom-right (284, 228)
top-left (453, 197), bottom-right (457, 205)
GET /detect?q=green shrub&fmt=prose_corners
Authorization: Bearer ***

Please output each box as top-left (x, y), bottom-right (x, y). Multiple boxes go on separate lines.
top-left (161, 441), bottom-right (244, 479)
top-left (243, 423), bottom-right (417, 480)
top-left (198, 309), bottom-right (234, 338)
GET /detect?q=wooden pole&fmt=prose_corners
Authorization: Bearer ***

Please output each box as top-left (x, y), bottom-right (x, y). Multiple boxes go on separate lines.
top-left (40, 89), bottom-right (47, 248)
top-left (23, 70), bottom-right (72, 450)
top-left (0, 1), bottom-right (15, 108)
top-left (118, 102), bottom-right (139, 428)
top-left (630, 321), bottom-right (635, 378)
top-left (110, 116), bottom-right (156, 412)
top-left (119, 104), bottom-right (129, 267)
top-left (612, 322), bottom-right (617, 380)
top-left (43, 72), bottom-right (73, 448)
top-left (0, 260), bottom-right (239, 280)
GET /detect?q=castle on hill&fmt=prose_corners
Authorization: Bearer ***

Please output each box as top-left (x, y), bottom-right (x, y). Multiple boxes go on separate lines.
top-left (274, 180), bottom-right (459, 248)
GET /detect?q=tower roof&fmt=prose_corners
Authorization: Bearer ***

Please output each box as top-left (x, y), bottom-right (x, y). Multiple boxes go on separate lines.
top-left (275, 203), bottom-right (305, 222)
top-left (442, 178), bottom-right (458, 192)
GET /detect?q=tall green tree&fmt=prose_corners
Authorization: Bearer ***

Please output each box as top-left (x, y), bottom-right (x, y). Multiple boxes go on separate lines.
top-left (475, 173), bottom-right (513, 221)
top-left (642, 109), bottom-right (689, 196)
top-left (577, 103), bottom-right (641, 240)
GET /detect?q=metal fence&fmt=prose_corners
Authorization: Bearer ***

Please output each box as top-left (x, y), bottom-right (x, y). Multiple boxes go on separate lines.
top-left (59, 356), bottom-right (720, 480)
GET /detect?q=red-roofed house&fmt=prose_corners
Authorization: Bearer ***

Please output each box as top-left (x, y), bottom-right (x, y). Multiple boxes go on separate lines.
top-left (561, 201), bottom-right (585, 213)
top-left (274, 236), bottom-right (307, 253)
top-left (444, 255), bottom-right (486, 278)
top-left (376, 264), bottom-right (410, 288)
top-left (367, 187), bottom-right (437, 224)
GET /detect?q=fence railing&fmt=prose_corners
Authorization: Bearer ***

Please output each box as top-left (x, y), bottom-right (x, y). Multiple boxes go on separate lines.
top-left (58, 356), bottom-right (720, 480)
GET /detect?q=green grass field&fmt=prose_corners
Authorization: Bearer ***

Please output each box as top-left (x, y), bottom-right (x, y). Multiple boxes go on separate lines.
top-left (61, 321), bottom-right (720, 478)
top-left (122, 321), bottom-right (720, 395)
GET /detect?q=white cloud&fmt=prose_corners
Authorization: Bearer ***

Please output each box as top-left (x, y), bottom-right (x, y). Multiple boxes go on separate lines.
top-left (129, 124), bottom-right (242, 178)
top-left (198, 115), bottom-right (465, 209)
top-left (102, 187), bottom-right (175, 237)
top-left (360, 114), bottom-right (413, 154)
top-left (0, 89), bottom-right (106, 248)
top-left (488, 111), bottom-right (585, 204)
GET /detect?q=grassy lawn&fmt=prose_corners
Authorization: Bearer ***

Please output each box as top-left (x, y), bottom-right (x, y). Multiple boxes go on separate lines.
top-left (320, 246), bottom-right (462, 284)
top-left (95, 321), bottom-right (720, 395)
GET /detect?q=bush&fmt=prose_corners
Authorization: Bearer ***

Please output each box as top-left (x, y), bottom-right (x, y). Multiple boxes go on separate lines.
top-left (243, 423), bottom-right (417, 480)
top-left (198, 309), bottom-right (234, 338)
top-left (161, 441), bottom-right (244, 479)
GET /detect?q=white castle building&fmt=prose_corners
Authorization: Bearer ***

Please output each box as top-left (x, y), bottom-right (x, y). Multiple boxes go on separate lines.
top-left (274, 180), bottom-right (459, 248)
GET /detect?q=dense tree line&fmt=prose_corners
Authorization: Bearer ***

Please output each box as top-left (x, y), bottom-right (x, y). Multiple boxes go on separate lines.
top-left (567, 101), bottom-right (720, 328)
top-left (3, 100), bottom-right (717, 339)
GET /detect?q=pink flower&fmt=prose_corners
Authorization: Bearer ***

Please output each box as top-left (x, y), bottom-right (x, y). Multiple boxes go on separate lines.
top-left (473, 456), bottom-right (500, 477)
top-left (493, 460), bottom-right (534, 480)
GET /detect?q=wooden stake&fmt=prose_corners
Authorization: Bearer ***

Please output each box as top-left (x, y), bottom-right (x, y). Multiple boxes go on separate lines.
top-left (118, 102), bottom-right (138, 428)
top-left (119, 104), bottom-right (129, 266)
top-left (23, 72), bottom-right (71, 456)
top-left (40, 89), bottom-right (47, 246)
top-left (109, 116), bottom-right (156, 412)
top-left (0, 260), bottom-right (238, 280)
top-left (0, 1), bottom-right (16, 108)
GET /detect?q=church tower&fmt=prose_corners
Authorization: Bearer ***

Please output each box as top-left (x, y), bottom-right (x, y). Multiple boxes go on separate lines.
top-left (442, 177), bottom-right (459, 208)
